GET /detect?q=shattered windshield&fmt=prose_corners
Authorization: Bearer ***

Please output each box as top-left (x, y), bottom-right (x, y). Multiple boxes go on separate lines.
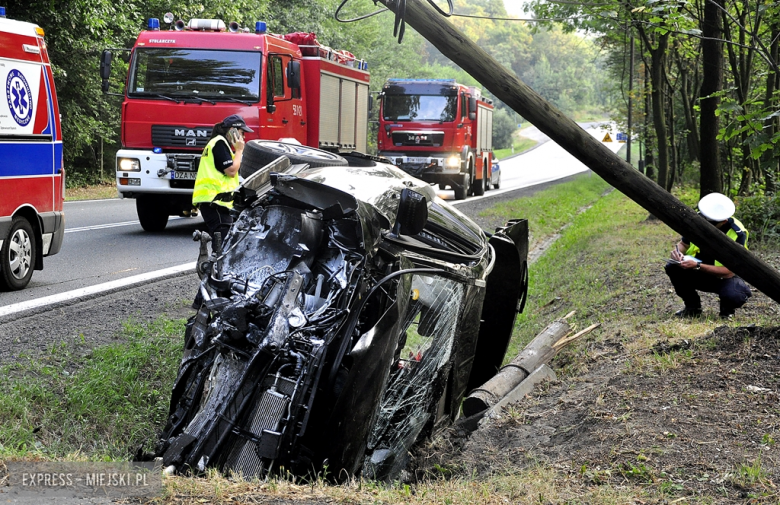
top-left (383, 95), bottom-right (458, 122)
top-left (128, 48), bottom-right (261, 100)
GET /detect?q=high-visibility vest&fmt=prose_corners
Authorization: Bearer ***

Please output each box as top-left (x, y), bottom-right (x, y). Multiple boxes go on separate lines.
top-left (685, 217), bottom-right (749, 267)
top-left (192, 136), bottom-right (239, 208)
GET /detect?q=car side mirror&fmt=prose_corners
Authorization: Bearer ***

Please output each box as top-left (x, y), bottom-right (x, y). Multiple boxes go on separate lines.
top-left (393, 188), bottom-right (428, 236)
top-left (468, 97), bottom-right (477, 121)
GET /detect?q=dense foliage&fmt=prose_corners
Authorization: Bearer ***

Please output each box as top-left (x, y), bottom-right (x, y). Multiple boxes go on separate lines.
top-left (528, 0), bottom-right (780, 214)
top-left (4, 0), bottom-right (607, 183)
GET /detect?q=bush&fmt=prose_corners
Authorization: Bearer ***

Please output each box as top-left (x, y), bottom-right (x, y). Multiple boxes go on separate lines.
top-left (735, 194), bottom-right (780, 243)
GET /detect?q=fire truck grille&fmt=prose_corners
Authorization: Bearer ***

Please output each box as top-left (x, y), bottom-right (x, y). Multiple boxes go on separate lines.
top-left (152, 125), bottom-right (213, 149)
top-left (391, 131), bottom-right (444, 147)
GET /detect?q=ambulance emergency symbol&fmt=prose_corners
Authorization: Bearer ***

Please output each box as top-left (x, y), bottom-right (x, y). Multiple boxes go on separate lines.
top-left (6, 69), bottom-right (33, 127)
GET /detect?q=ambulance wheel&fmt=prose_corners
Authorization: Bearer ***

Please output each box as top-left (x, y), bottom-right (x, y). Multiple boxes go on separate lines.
top-left (241, 141), bottom-right (348, 178)
top-left (0, 217), bottom-right (36, 291)
top-left (137, 196), bottom-right (169, 232)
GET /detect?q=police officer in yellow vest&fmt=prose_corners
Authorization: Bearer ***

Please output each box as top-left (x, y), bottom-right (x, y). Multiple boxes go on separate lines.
top-left (665, 193), bottom-right (752, 319)
top-left (193, 114), bottom-right (253, 239)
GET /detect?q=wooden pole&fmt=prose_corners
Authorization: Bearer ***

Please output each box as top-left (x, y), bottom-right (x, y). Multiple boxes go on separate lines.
top-left (376, 0), bottom-right (780, 304)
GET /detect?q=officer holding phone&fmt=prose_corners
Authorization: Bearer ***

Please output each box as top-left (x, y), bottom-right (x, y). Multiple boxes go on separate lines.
top-left (192, 114), bottom-right (253, 240)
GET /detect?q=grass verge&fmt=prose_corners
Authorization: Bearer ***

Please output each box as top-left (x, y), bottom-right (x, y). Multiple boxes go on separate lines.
top-left (0, 318), bottom-right (184, 461)
top-left (65, 182), bottom-right (118, 201)
top-left (493, 136), bottom-right (537, 160)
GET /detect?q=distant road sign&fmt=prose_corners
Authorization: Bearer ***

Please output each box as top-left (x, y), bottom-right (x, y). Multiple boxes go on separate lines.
top-left (616, 132), bottom-right (627, 142)
top-left (602, 133), bottom-right (613, 142)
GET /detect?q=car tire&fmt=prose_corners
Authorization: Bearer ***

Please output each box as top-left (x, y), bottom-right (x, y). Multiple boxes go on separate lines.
top-left (136, 196), bottom-right (169, 232)
top-left (472, 165), bottom-right (486, 196)
top-left (241, 140), bottom-right (348, 178)
top-left (0, 216), bottom-right (35, 291)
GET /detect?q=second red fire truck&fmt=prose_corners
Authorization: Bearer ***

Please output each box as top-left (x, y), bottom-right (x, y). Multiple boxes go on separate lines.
top-left (101, 18), bottom-right (370, 231)
top-left (377, 79), bottom-right (495, 200)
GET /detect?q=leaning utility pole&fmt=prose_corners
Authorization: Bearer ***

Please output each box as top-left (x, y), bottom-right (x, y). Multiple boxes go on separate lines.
top-left (374, 0), bottom-right (780, 304)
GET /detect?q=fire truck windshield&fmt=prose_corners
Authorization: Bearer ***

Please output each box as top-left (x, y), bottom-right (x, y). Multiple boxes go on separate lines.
top-left (127, 48), bottom-right (261, 101)
top-left (383, 95), bottom-right (457, 122)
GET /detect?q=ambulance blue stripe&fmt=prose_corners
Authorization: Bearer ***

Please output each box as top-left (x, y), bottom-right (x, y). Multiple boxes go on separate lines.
top-left (0, 142), bottom-right (58, 176)
top-left (42, 66), bottom-right (54, 137)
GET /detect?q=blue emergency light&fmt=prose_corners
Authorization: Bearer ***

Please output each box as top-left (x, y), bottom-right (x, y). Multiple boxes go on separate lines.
top-left (148, 18), bottom-right (160, 30)
top-left (255, 21), bottom-right (266, 34)
top-left (153, 147), bottom-right (163, 154)
top-left (0, 7), bottom-right (6, 17)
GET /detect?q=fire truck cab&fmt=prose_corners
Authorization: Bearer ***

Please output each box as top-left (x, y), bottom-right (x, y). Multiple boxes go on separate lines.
top-left (0, 7), bottom-right (64, 290)
top-left (102, 18), bottom-right (369, 231)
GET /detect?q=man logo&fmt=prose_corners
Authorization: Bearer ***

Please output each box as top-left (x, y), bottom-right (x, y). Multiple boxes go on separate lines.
top-left (174, 129), bottom-right (209, 138)
top-left (186, 138), bottom-right (196, 146)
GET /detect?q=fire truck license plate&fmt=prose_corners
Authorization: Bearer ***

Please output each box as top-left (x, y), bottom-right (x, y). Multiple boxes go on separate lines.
top-left (172, 171), bottom-right (197, 180)
top-left (407, 157), bottom-right (428, 163)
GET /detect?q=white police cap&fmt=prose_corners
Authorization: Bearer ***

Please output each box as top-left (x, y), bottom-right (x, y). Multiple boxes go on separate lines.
top-left (698, 192), bottom-right (735, 222)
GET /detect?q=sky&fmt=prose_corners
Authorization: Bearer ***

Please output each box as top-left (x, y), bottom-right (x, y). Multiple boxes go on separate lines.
top-left (503, 0), bottom-right (527, 16)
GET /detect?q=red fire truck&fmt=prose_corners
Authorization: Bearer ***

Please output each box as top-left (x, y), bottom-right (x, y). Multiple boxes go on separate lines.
top-left (0, 8), bottom-right (64, 290)
top-left (377, 79), bottom-right (495, 200)
top-left (101, 18), bottom-right (369, 231)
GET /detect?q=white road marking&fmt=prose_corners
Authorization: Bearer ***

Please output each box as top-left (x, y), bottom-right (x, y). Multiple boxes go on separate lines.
top-left (65, 216), bottom-right (187, 234)
top-left (0, 262), bottom-right (196, 318)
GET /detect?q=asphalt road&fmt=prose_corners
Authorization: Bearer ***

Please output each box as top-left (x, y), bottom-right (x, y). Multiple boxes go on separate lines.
top-left (0, 122), bottom-right (625, 320)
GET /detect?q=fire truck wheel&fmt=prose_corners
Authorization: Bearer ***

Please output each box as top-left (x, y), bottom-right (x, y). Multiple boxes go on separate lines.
top-left (241, 141), bottom-right (348, 178)
top-left (472, 165), bottom-right (486, 196)
top-left (0, 217), bottom-right (36, 291)
top-left (136, 197), bottom-right (170, 232)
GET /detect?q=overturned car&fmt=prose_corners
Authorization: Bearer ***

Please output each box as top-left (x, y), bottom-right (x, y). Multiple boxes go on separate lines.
top-left (155, 142), bottom-right (529, 481)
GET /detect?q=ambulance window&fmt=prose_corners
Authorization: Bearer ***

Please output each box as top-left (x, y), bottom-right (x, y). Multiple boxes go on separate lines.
top-left (269, 56), bottom-right (285, 98)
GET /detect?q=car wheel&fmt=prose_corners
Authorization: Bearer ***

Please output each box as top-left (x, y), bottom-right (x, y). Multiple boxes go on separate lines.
top-left (241, 140), bottom-right (348, 178)
top-left (136, 196), bottom-right (169, 232)
top-left (0, 217), bottom-right (35, 291)
top-left (493, 171), bottom-right (501, 190)
top-left (472, 165), bottom-right (486, 196)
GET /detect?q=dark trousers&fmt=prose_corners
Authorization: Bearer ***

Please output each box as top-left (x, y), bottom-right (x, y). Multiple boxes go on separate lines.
top-left (199, 202), bottom-right (233, 241)
top-left (664, 263), bottom-right (752, 314)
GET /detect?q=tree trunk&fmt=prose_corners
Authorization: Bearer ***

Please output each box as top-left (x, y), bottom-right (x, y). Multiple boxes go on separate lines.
top-left (700, 0), bottom-right (724, 196)
top-left (375, 0), bottom-right (780, 305)
top-left (640, 27), bottom-right (671, 190)
top-left (676, 55), bottom-right (699, 162)
top-left (762, 26), bottom-right (779, 194)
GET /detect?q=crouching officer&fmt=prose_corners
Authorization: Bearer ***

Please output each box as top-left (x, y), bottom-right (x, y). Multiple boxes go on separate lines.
top-left (192, 114), bottom-right (253, 240)
top-left (664, 192), bottom-right (752, 319)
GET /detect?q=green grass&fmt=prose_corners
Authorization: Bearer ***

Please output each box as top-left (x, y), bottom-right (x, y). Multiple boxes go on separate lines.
top-left (493, 136), bottom-right (538, 160)
top-left (0, 318), bottom-right (184, 460)
top-left (479, 172), bottom-right (612, 251)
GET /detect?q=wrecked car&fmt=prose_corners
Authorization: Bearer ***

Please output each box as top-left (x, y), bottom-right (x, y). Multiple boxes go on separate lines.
top-left (155, 141), bottom-right (529, 481)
